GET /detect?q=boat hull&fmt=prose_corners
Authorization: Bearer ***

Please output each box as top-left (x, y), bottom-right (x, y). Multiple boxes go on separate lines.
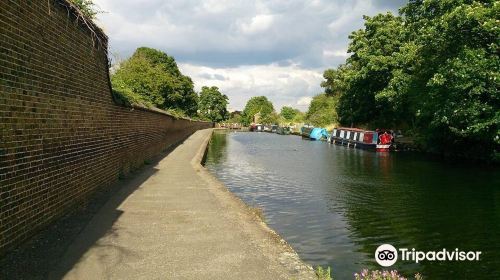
top-left (331, 137), bottom-right (377, 150)
top-left (330, 127), bottom-right (394, 152)
top-left (376, 144), bottom-right (391, 152)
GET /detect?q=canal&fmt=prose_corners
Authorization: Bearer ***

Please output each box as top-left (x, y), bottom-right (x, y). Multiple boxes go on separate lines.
top-left (204, 130), bottom-right (500, 279)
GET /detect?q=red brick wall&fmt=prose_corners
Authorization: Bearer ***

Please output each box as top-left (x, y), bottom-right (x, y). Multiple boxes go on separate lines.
top-left (0, 0), bottom-right (211, 254)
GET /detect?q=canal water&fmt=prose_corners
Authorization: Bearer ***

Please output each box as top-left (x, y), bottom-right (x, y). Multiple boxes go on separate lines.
top-left (204, 130), bottom-right (500, 279)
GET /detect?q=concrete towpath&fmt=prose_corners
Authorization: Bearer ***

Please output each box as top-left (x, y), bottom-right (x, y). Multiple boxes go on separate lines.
top-left (51, 129), bottom-right (315, 280)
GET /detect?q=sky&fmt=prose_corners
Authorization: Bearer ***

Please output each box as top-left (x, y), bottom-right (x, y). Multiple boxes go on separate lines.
top-left (93, 0), bottom-right (406, 112)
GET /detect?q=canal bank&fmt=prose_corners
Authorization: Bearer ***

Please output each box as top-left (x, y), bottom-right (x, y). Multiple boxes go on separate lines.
top-left (47, 129), bottom-right (315, 280)
top-left (205, 131), bottom-right (500, 279)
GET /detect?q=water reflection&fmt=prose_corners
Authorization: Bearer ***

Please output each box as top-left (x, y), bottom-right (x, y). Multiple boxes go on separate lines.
top-left (204, 131), bottom-right (500, 279)
top-left (205, 130), bottom-right (228, 164)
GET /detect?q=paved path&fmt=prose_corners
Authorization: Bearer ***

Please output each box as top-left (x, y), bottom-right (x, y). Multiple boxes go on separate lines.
top-left (51, 129), bottom-right (315, 280)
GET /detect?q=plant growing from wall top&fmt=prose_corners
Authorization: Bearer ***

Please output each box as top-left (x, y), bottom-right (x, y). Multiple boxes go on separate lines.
top-left (68, 0), bottom-right (101, 19)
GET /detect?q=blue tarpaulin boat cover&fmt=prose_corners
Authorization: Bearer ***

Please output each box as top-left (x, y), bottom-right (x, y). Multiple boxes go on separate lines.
top-left (309, 128), bottom-right (328, 140)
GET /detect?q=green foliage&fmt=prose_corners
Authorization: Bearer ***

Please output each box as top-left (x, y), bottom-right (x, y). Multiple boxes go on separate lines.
top-left (111, 80), bottom-right (153, 108)
top-left (315, 266), bottom-right (333, 280)
top-left (227, 112), bottom-right (243, 124)
top-left (260, 111), bottom-right (280, 125)
top-left (323, 13), bottom-right (405, 127)
top-left (242, 96), bottom-right (276, 125)
top-left (198, 86), bottom-right (229, 122)
top-left (322, 0), bottom-right (499, 161)
top-left (292, 111), bottom-right (306, 123)
top-left (111, 47), bottom-right (198, 117)
top-left (166, 108), bottom-right (188, 119)
top-left (68, 0), bottom-right (101, 19)
top-left (280, 106), bottom-right (301, 121)
top-left (306, 94), bottom-right (338, 127)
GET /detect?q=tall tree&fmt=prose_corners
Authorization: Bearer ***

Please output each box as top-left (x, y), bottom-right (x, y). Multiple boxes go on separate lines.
top-left (321, 0), bottom-right (499, 160)
top-left (242, 96), bottom-right (275, 125)
top-left (397, 0), bottom-right (500, 159)
top-left (111, 47), bottom-right (199, 116)
top-left (306, 94), bottom-right (338, 127)
top-left (334, 13), bottom-right (405, 127)
top-left (198, 86), bottom-right (229, 123)
top-left (280, 106), bottom-right (301, 121)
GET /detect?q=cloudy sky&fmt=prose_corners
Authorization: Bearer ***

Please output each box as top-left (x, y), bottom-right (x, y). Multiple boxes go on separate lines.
top-left (93, 0), bottom-right (406, 111)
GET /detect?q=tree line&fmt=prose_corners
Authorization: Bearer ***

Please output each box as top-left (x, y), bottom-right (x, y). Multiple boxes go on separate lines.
top-left (321, 0), bottom-right (498, 161)
top-left (111, 47), bottom-right (229, 123)
top-left (91, 0), bottom-right (497, 161)
top-left (233, 95), bottom-right (336, 128)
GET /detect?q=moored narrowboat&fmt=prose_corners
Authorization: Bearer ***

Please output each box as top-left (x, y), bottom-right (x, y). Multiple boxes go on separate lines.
top-left (301, 126), bottom-right (314, 138)
top-left (250, 123), bottom-right (264, 132)
top-left (330, 127), bottom-right (394, 152)
top-left (277, 126), bottom-right (291, 135)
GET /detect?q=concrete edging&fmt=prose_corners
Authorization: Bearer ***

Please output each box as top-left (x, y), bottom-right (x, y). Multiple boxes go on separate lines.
top-left (191, 129), bottom-right (317, 279)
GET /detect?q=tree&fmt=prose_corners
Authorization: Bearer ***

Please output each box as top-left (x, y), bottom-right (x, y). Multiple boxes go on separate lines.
top-left (332, 13), bottom-right (405, 127)
top-left (320, 0), bottom-right (499, 160)
top-left (242, 96), bottom-right (275, 125)
top-left (260, 111), bottom-right (280, 125)
top-left (292, 111), bottom-right (306, 123)
top-left (305, 94), bottom-right (338, 127)
top-left (198, 86), bottom-right (229, 123)
top-left (227, 112), bottom-right (243, 124)
top-left (397, 0), bottom-right (500, 159)
top-left (280, 106), bottom-right (301, 121)
top-left (111, 47), bottom-right (198, 116)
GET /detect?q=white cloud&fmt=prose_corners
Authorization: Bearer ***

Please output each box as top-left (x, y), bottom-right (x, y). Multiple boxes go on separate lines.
top-left (93, 0), bottom-right (406, 111)
top-left (94, 0), bottom-right (404, 66)
top-left (239, 14), bottom-right (275, 35)
top-left (323, 49), bottom-right (349, 58)
top-left (179, 63), bottom-right (323, 111)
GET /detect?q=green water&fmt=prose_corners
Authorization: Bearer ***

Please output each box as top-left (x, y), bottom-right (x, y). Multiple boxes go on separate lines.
top-left (204, 131), bottom-right (500, 279)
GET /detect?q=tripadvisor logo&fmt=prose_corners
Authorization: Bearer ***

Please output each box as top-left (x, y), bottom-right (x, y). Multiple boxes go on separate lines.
top-left (375, 244), bottom-right (481, 267)
top-left (375, 244), bottom-right (398, 267)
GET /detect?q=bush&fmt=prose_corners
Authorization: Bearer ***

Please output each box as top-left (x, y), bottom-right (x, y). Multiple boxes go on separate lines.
top-left (354, 269), bottom-right (422, 280)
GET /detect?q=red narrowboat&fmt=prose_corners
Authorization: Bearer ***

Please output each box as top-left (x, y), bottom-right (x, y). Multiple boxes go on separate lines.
top-left (330, 128), bottom-right (394, 152)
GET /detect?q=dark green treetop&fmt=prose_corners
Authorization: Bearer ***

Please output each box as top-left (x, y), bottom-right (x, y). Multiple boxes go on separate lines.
top-left (242, 96), bottom-right (276, 125)
top-left (321, 0), bottom-right (499, 160)
top-left (305, 94), bottom-right (338, 127)
top-left (198, 86), bottom-right (229, 123)
top-left (111, 47), bottom-right (198, 116)
top-left (280, 106), bottom-right (301, 121)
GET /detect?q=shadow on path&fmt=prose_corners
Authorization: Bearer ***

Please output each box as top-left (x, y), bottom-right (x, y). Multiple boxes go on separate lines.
top-left (0, 138), bottom-right (188, 280)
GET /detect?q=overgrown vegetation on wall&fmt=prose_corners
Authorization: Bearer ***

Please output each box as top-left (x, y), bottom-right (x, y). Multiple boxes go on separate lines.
top-left (68, 0), bottom-right (101, 19)
top-left (0, 0), bottom-right (211, 255)
top-left (111, 47), bottom-right (199, 117)
top-left (321, 0), bottom-right (499, 161)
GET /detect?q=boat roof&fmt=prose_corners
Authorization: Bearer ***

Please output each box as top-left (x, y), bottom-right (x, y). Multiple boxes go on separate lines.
top-left (335, 127), bottom-right (372, 132)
